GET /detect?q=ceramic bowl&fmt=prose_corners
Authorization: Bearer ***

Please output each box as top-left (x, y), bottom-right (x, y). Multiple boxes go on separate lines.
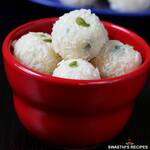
top-left (2, 18), bottom-right (150, 148)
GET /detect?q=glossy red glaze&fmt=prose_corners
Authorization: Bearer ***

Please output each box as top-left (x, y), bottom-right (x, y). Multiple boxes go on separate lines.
top-left (2, 18), bottom-right (150, 148)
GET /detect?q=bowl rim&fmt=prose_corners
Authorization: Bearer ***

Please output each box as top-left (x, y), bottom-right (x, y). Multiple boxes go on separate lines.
top-left (2, 17), bottom-right (150, 86)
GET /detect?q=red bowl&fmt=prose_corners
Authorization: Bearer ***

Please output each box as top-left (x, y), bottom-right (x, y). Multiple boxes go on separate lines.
top-left (2, 18), bottom-right (150, 148)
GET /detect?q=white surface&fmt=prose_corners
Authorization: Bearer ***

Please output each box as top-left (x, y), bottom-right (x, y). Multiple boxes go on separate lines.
top-left (52, 9), bottom-right (108, 60)
top-left (14, 32), bottom-right (61, 74)
top-left (53, 58), bottom-right (100, 80)
top-left (93, 40), bottom-right (142, 78)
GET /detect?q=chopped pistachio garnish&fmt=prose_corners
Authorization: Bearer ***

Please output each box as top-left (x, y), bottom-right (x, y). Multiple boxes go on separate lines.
top-left (35, 34), bottom-right (46, 38)
top-left (69, 61), bottom-right (78, 68)
top-left (114, 45), bottom-right (122, 50)
top-left (40, 34), bottom-right (46, 37)
top-left (84, 43), bottom-right (91, 50)
top-left (43, 39), bottom-right (52, 43)
top-left (126, 44), bottom-right (133, 49)
top-left (76, 17), bottom-right (90, 27)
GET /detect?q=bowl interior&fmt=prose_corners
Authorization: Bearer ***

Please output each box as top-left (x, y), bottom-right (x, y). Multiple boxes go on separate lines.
top-left (4, 18), bottom-right (150, 84)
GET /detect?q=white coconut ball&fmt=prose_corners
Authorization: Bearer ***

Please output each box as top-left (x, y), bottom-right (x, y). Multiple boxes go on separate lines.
top-left (14, 32), bottom-right (61, 74)
top-left (93, 40), bottom-right (142, 78)
top-left (53, 59), bottom-right (100, 80)
top-left (52, 9), bottom-right (108, 60)
top-left (59, 0), bottom-right (96, 7)
top-left (108, 0), bottom-right (150, 12)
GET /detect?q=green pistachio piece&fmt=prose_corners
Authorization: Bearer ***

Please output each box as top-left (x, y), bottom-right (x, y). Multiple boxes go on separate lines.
top-left (40, 34), bottom-right (46, 37)
top-left (43, 39), bottom-right (52, 43)
top-left (76, 17), bottom-right (90, 27)
top-left (84, 43), bottom-right (91, 50)
top-left (114, 45), bottom-right (122, 50)
top-left (69, 61), bottom-right (78, 68)
top-left (126, 44), bottom-right (133, 49)
top-left (36, 34), bottom-right (46, 38)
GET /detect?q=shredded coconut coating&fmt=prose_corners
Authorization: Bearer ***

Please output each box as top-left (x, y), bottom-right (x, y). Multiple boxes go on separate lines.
top-left (53, 58), bottom-right (100, 80)
top-left (93, 40), bottom-right (142, 78)
top-left (52, 9), bottom-right (108, 61)
top-left (14, 32), bottom-right (61, 74)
